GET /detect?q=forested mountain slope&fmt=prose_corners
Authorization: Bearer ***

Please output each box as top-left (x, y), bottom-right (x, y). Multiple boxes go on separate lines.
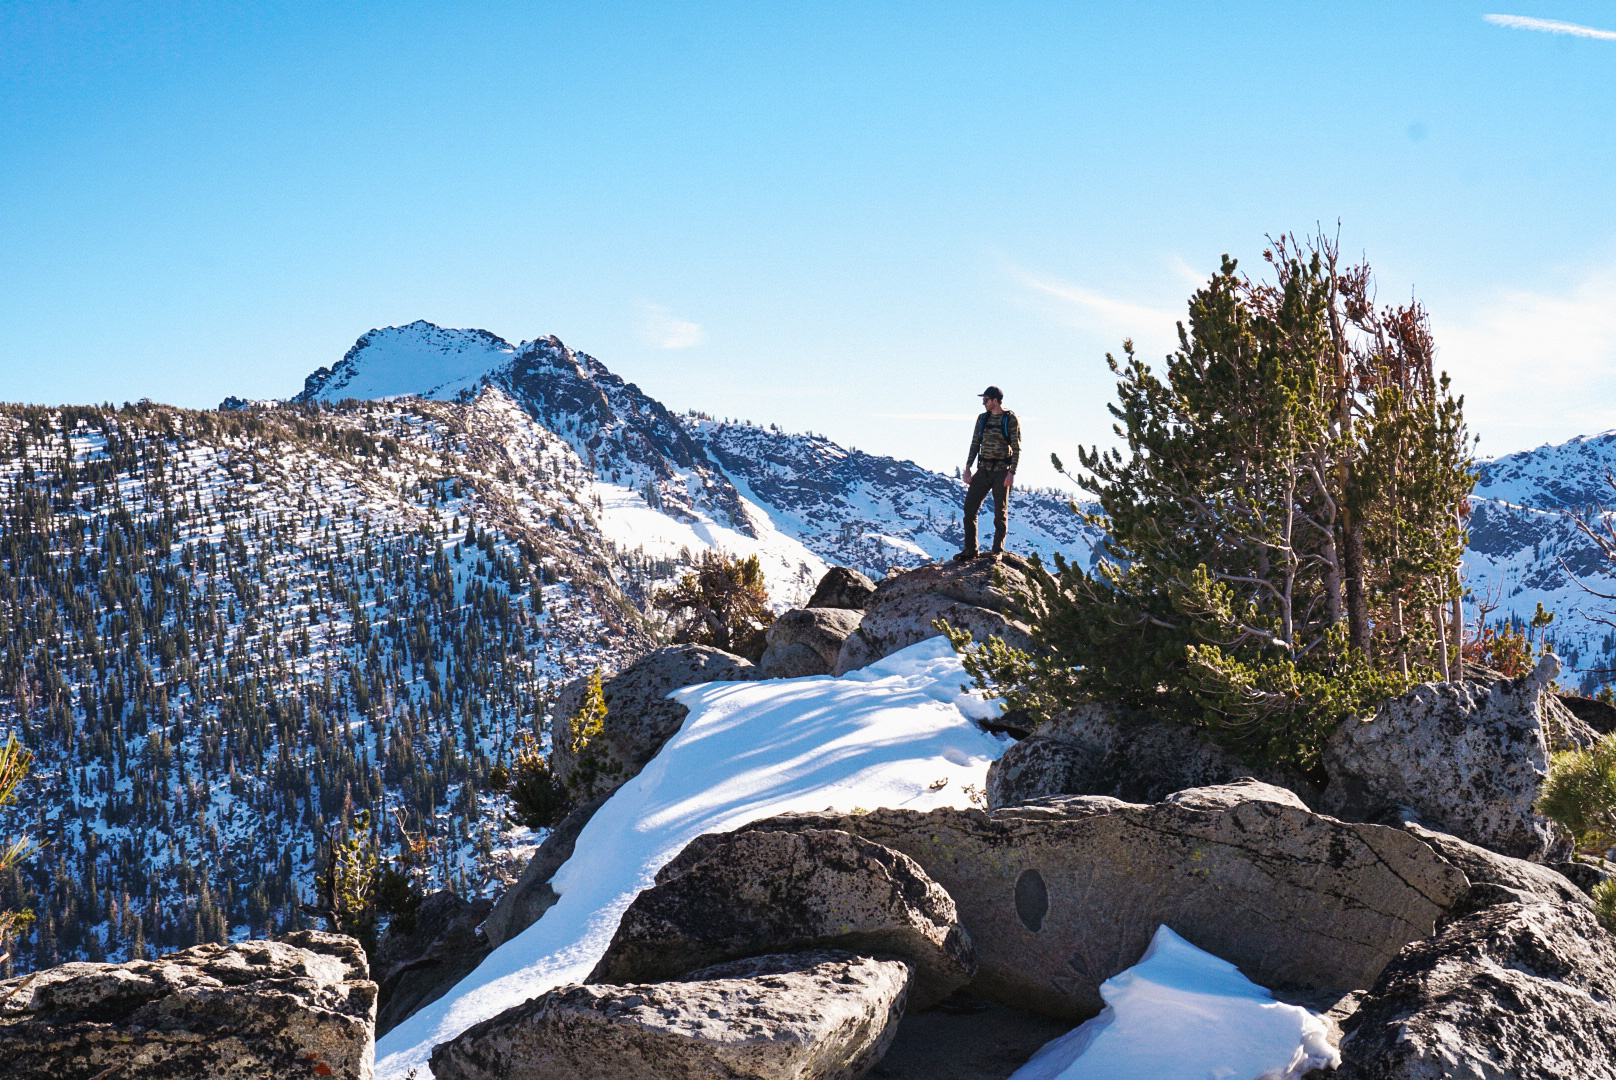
top-left (1466, 432), bottom-right (1616, 688)
top-left (0, 393), bottom-right (645, 974)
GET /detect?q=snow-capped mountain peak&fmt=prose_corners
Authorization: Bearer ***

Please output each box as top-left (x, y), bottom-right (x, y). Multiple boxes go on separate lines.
top-left (296, 321), bottom-right (519, 404)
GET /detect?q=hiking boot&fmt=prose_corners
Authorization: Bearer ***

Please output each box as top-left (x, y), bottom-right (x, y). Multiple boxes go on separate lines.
top-left (985, 549), bottom-right (1005, 562)
top-left (953, 550), bottom-right (979, 563)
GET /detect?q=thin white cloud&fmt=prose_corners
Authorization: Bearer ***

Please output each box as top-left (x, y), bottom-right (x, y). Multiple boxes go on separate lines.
top-left (1484, 13), bottom-right (1616, 40)
top-left (1168, 255), bottom-right (1207, 289)
top-left (1435, 266), bottom-right (1616, 454)
top-left (636, 302), bottom-right (707, 349)
top-left (1016, 271), bottom-right (1177, 328)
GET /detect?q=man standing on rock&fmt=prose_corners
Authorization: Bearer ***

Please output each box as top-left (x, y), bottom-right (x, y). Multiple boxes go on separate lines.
top-left (957, 386), bottom-right (1020, 561)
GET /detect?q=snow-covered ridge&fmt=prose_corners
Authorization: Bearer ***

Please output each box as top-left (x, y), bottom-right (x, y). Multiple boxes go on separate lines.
top-left (276, 320), bottom-right (1104, 587)
top-left (1464, 435), bottom-right (1616, 687)
top-left (374, 637), bottom-right (1009, 1079)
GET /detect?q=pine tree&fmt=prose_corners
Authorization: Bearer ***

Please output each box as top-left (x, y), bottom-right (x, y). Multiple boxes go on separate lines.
top-left (654, 553), bottom-right (772, 660)
top-left (0, 734), bottom-right (35, 964)
top-left (953, 236), bottom-right (1474, 769)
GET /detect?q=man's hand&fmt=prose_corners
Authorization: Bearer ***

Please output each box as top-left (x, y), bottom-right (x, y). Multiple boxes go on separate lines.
top-left (963, 468), bottom-right (974, 485)
top-left (1004, 472), bottom-right (1015, 491)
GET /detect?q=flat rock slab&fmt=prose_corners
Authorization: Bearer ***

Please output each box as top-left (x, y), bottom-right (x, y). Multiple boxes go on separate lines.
top-left (0, 931), bottom-right (376, 1080)
top-left (430, 950), bottom-right (911, 1080)
top-left (589, 828), bottom-right (975, 1009)
top-left (741, 781), bottom-right (1468, 1019)
top-left (1338, 900), bottom-right (1616, 1079)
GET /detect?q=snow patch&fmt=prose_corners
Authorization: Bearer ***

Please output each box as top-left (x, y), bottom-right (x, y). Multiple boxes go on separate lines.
top-left (591, 478), bottom-right (827, 606)
top-left (375, 636), bottom-right (1009, 1079)
top-left (1010, 925), bottom-right (1339, 1080)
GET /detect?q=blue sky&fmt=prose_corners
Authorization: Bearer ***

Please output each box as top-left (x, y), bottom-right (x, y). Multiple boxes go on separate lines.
top-left (3, 2), bottom-right (1615, 488)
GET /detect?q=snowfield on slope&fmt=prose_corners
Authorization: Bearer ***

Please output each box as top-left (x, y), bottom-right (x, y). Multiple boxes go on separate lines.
top-left (375, 636), bottom-right (1010, 1079)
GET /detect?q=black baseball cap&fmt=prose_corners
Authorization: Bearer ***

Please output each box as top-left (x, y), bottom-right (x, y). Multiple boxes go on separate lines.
top-left (979, 386), bottom-right (1003, 401)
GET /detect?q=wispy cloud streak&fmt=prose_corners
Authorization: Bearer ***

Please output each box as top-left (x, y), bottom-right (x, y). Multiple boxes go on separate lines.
top-left (636, 302), bottom-right (707, 349)
top-left (1484, 13), bottom-right (1616, 40)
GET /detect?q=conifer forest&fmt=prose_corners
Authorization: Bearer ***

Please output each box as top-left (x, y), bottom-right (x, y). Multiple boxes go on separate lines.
top-left (0, 394), bottom-right (655, 975)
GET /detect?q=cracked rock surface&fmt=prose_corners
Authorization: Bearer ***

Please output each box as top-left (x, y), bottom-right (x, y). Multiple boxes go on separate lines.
top-left (1337, 900), bottom-right (1616, 1079)
top-left (0, 930), bottom-right (376, 1080)
top-left (735, 780), bottom-right (1469, 1019)
top-left (588, 828), bottom-right (975, 1010)
top-left (431, 949), bottom-right (911, 1080)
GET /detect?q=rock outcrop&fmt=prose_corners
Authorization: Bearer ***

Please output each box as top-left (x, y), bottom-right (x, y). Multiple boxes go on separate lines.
top-left (1323, 653), bottom-right (1581, 860)
top-left (373, 891), bottom-right (492, 1037)
top-left (1558, 692), bottom-right (1616, 735)
top-left (1400, 822), bottom-right (1591, 913)
top-left (834, 557), bottom-right (1037, 675)
top-left (759, 607), bottom-right (866, 678)
top-left (0, 931), bottom-right (376, 1080)
top-left (550, 644), bottom-right (757, 798)
top-left (1337, 900), bottom-right (1616, 1079)
top-left (986, 700), bottom-right (1316, 809)
top-left (588, 827), bottom-right (975, 1009)
top-left (430, 950), bottom-right (911, 1080)
top-left (807, 566), bottom-right (878, 611)
top-left (482, 793), bottom-right (611, 948)
top-left (738, 780), bottom-right (1468, 1019)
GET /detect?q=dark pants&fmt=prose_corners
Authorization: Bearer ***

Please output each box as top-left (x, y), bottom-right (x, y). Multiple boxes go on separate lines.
top-left (963, 464), bottom-right (1011, 554)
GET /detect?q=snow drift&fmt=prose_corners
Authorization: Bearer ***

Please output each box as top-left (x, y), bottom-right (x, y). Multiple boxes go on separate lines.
top-left (375, 636), bottom-right (1009, 1079)
top-left (1010, 924), bottom-right (1339, 1080)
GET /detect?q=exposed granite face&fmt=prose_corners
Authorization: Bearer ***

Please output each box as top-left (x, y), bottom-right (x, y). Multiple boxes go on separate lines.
top-left (1399, 822), bottom-right (1591, 915)
top-left (1323, 654), bottom-right (1584, 860)
top-left (1338, 900), bottom-right (1616, 1080)
top-left (807, 567), bottom-right (878, 611)
top-left (733, 780), bottom-right (1469, 1020)
top-left (589, 827), bottom-right (975, 1011)
top-left (759, 607), bottom-right (866, 677)
top-left (0, 931), bottom-right (376, 1080)
top-left (431, 950), bottom-right (911, 1080)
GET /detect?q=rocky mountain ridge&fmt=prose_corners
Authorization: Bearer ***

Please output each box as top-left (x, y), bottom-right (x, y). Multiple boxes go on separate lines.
top-left (290, 319), bottom-right (1616, 681)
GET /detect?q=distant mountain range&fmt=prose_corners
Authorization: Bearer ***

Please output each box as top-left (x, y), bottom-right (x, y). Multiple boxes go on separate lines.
top-left (289, 320), bottom-right (1616, 686)
top-left (1467, 434), bottom-right (1616, 686)
top-left (283, 320), bottom-right (1107, 594)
